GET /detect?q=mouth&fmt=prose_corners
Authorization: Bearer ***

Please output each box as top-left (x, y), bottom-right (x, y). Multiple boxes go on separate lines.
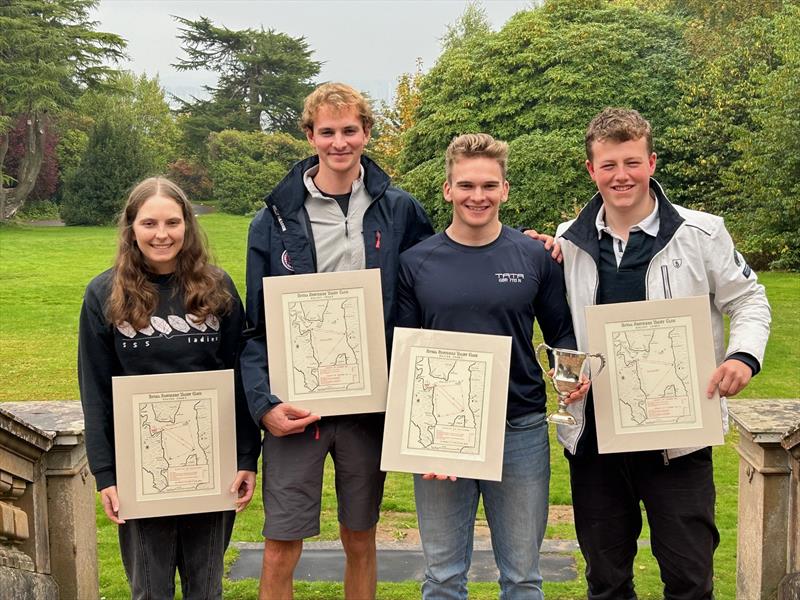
top-left (465, 204), bottom-right (490, 212)
top-left (150, 243), bottom-right (173, 251)
top-left (611, 184), bottom-right (635, 192)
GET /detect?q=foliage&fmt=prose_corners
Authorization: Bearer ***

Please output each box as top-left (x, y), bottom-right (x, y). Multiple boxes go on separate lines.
top-left (59, 117), bottom-right (155, 225)
top-left (658, 0), bottom-right (799, 270)
top-left (167, 158), bottom-right (214, 203)
top-left (371, 60), bottom-right (425, 178)
top-left (402, 0), bottom-right (690, 171)
top-left (399, 0), bottom-right (690, 234)
top-left (73, 72), bottom-right (180, 171)
top-left (206, 130), bottom-right (308, 214)
top-left (724, 5), bottom-right (800, 270)
top-left (3, 114), bottom-right (59, 204)
top-left (173, 16), bottom-right (320, 157)
top-left (0, 0), bottom-right (124, 218)
top-left (439, 0), bottom-right (493, 51)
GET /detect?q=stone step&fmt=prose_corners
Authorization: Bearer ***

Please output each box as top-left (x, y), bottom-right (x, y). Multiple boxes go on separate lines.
top-left (229, 540), bottom-right (581, 583)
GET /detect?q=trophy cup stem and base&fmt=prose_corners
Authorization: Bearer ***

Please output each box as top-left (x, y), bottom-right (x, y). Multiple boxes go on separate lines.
top-left (535, 343), bottom-right (605, 427)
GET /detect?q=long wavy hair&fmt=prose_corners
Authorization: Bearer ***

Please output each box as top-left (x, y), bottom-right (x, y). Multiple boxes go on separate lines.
top-left (106, 177), bottom-right (233, 329)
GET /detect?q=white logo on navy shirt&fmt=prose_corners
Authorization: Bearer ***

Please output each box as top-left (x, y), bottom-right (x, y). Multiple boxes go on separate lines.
top-left (495, 272), bottom-right (525, 283)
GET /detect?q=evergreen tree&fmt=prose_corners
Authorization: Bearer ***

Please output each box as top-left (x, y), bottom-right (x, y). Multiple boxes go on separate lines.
top-left (0, 0), bottom-right (124, 219)
top-left (60, 117), bottom-right (154, 225)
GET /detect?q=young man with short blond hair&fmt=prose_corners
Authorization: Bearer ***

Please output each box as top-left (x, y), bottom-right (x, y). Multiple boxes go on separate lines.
top-left (397, 133), bottom-right (581, 599)
top-left (556, 107), bottom-right (771, 599)
top-left (241, 82), bottom-right (433, 599)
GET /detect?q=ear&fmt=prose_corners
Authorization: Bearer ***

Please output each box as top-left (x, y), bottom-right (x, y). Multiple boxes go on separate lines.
top-left (648, 152), bottom-right (657, 175)
top-left (363, 125), bottom-right (372, 144)
top-left (501, 180), bottom-right (510, 203)
top-left (585, 159), bottom-right (596, 181)
top-left (305, 127), bottom-right (315, 146)
top-left (443, 180), bottom-right (452, 203)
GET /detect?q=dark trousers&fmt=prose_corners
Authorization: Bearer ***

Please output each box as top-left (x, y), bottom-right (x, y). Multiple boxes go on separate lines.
top-left (118, 510), bottom-right (235, 600)
top-left (568, 447), bottom-right (720, 600)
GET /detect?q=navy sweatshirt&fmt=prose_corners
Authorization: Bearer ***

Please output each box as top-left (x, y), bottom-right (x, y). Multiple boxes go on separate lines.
top-left (78, 269), bottom-right (261, 491)
top-left (396, 226), bottom-right (577, 420)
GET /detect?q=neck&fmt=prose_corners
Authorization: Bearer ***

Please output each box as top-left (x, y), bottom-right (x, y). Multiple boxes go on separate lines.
top-left (313, 163), bottom-right (359, 195)
top-left (603, 196), bottom-right (655, 242)
top-left (446, 221), bottom-right (503, 247)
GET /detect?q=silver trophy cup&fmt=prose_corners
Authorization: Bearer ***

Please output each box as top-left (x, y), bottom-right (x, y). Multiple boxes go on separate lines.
top-left (535, 343), bottom-right (606, 426)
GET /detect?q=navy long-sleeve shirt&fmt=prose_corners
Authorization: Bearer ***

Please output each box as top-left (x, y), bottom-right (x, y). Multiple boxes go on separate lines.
top-left (397, 226), bottom-right (577, 420)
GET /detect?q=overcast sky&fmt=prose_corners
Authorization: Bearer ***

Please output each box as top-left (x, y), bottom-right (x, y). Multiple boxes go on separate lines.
top-left (93, 1), bottom-right (531, 103)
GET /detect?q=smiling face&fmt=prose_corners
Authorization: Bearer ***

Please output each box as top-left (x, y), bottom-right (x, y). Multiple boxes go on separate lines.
top-left (132, 194), bottom-right (185, 274)
top-left (586, 136), bottom-right (656, 220)
top-left (444, 156), bottom-right (509, 241)
top-left (306, 104), bottom-right (370, 182)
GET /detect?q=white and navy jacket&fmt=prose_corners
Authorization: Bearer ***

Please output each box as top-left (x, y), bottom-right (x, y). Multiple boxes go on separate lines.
top-left (555, 179), bottom-right (771, 458)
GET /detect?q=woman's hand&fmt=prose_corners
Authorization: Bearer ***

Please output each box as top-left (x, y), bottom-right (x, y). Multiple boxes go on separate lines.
top-left (100, 485), bottom-right (126, 525)
top-left (230, 470), bottom-right (257, 512)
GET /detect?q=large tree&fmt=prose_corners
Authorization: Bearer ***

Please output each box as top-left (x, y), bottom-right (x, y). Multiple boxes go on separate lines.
top-left (398, 0), bottom-right (691, 231)
top-left (173, 16), bottom-right (320, 154)
top-left (0, 0), bottom-right (124, 219)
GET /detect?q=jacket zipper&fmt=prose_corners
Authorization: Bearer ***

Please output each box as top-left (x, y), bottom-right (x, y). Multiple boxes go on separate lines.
top-left (375, 230), bottom-right (381, 249)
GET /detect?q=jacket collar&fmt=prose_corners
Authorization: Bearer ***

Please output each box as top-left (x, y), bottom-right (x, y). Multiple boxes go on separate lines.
top-left (265, 154), bottom-right (391, 215)
top-left (562, 179), bottom-right (684, 264)
top-left (262, 154), bottom-right (392, 275)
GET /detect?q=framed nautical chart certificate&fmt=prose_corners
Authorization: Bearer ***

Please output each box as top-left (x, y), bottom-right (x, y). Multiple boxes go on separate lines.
top-left (381, 328), bottom-right (512, 481)
top-left (264, 269), bottom-right (388, 416)
top-left (586, 296), bottom-right (724, 454)
top-left (112, 369), bottom-right (237, 519)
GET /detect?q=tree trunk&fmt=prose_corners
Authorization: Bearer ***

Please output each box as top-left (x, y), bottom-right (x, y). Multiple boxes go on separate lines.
top-left (0, 130), bottom-right (9, 221)
top-left (1, 113), bottom-right (45, 220)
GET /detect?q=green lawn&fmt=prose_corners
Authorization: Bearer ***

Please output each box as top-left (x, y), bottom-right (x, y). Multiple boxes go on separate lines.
top-left (1, 215), bottom-right (797, 599)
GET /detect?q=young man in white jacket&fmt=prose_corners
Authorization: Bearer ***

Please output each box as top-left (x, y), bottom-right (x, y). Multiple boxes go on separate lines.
top-left (555, 107), bottom-right (771, 600)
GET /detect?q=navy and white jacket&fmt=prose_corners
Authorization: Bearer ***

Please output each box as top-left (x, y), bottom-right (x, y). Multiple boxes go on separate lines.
top-left (555, 179), bottom-right (772, 458)
top-left (241, 155), bottom-right (434, 426)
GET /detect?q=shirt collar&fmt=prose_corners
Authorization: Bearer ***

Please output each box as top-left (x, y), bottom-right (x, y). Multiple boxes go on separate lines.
top-left (303, 164), bottom-right (365, 198)
top-left (595, 192), bottom-right (660, 239)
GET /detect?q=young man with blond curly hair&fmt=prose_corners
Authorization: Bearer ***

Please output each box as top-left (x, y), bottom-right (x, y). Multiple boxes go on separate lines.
top-left (240, 82), bottom-right (433, 599)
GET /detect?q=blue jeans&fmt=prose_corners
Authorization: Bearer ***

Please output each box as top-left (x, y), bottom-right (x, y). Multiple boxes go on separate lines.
top-left (414, 411), bottom-right (550, 600)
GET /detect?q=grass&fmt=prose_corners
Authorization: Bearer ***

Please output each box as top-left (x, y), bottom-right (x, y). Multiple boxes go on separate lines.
top-left (1, 215), bottom-right (798, 599)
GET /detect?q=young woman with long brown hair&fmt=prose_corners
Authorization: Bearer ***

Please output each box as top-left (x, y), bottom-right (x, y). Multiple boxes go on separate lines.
top-left (78, 177), bottom-right (260, 599)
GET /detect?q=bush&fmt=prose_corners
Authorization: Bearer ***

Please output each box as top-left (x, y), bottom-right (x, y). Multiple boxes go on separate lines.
top-left (60, 118), bottom-right (154, 225)
top-left (207, 130), bottom-right (308, 215)
top-left (167, 158), bottom-right (213, 203)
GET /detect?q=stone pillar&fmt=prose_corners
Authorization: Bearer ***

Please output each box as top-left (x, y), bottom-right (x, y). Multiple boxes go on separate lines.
top-left (0, 406), bottom-right (59, 598)
top-left (780, 424), bottom-right (800, 600)
top-left (3, 401), bottom-right (99, 600)
top-left (729, 399), bottom-right (800, 600)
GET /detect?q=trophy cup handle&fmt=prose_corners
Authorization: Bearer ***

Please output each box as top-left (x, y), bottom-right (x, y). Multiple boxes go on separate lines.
top-left (535, 343), bottom-right (552, 375)
top-left (589, 352), bottom-right (606, 377)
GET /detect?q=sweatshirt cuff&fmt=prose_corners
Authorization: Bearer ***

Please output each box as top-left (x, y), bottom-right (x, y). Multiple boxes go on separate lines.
top-left (93, 469), bottom-right (116, 491)
top-left (726, 352), bottom-right (760, 376)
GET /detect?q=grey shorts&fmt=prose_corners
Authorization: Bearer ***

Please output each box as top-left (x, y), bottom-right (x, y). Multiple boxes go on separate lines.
top-left (261, 413), bottom-right (386, 540)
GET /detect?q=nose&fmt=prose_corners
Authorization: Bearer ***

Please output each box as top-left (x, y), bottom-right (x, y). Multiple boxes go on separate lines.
top-left (155, 224), bottom-right (169, 237)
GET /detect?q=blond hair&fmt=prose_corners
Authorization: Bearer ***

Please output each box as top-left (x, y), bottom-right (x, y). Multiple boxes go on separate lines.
top-left (300, 82), bottom-right (374, 133)
top-left (445, 133), bottom-right (509, 181)
top-left (585, 108), bottom-right (653, 160)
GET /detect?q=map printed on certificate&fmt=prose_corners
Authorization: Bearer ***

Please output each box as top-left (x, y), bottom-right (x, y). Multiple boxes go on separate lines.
top-left (382, 328), bottom-right (511, 481)
top-left (401, 346), bottom-right (493, 462)
top-left (132, 389), bottom-right (221, 502)
top-left (264, 270), bottom-right (387, 416)
top-left (586, 296), bottom-right (723, 454)
top-left (282, 287), bottom-right (371, 401)
top-left (607, 316), bottom-right (703, 434)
